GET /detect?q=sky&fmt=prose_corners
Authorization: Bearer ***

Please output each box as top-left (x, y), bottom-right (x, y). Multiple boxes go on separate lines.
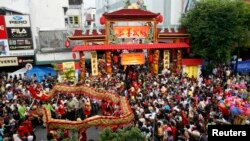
top-left (84, 0), bottom-right (96, 8)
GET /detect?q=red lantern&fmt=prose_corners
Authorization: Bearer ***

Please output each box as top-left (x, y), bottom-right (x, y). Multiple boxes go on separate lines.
top-left (65, 39), bottom-right (70, 48)
top-left (100, 16), bottom-right (106, 25)
top-left (156, 15), bottom-right (163, 23)
top-left (149, 55), bottom-right (153, 63)
top-left (72, 52), bottom-right (76, 59)
top-left (113, 55), bottom-right (118, 63)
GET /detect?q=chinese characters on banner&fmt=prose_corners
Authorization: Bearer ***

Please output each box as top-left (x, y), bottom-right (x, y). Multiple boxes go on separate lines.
top-left (177, 50), bottom-right (182, 71)
top-left (121, 53), bottom-right (145, 65)
top-left (114, 26), bottom-right (149, 38)
top-left (91, 51), bottom-right (98, 76)
top-left (163, 50), bottom-right (170, 69)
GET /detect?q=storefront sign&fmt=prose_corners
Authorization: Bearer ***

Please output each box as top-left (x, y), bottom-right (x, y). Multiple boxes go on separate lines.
top-left (18, 56), bottom-right (34, 66)
top-left (7, 27), bottom-right (32, 39)
top-left (5, 15), bottom-right (31, 27)
top-left (114, 26), bottom-right (149, 38)
top-left (91, 51), bottom-right (98, 76)
top-left (0, 40), bottom-right (9, 56)
top-left (0, 57), bottom-right (18, 67)
top-left (121, 53), bottom-right (145, 65)
top-left (0, 16), bottom-right (7, 39)
top-left (8, 38), bottom-right (33, 50)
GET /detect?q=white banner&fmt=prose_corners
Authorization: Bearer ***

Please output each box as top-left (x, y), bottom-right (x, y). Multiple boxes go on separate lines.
top-left (5, 15), bottom-right (31, 27)
top-left (0, 57), bottom-right (18, 67)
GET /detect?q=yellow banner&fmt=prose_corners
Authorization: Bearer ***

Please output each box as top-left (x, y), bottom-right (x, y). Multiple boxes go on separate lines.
top-left (177, 50), bottom-right (182, 70)
top-left (91, 51), bottom-right (98, 76)
top-left (163, 50), bottom-right (170, 69)
top-left (62, 62), bottom-right (75, 71)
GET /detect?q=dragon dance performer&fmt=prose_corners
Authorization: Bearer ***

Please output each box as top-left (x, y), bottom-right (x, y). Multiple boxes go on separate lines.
top-left (84, 97), bottom-right (92, 118)
top-left (29, 82), bottom-right (49, 101)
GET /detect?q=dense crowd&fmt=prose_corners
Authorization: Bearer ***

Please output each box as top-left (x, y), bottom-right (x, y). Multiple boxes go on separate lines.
top-left (0, 64), bottom-right (249, 141)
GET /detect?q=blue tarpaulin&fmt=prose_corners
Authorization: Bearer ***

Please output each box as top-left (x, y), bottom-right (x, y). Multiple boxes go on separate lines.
top-left (26, 66), bottom-right (56, 82)
top-left (233, 61), bottom-right (250, 74)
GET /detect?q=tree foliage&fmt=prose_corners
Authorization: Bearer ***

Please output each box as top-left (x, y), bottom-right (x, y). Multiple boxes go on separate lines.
top-left (98, 126), bottom-right (145, 141)
top-left (181, 0), bottom-right (250, 67)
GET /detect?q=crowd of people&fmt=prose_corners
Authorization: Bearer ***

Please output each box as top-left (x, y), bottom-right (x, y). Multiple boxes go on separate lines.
top-left (0, 63), bottom-right (249, 141)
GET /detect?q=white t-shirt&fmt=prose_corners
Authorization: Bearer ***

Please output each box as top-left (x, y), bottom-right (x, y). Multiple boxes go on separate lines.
top-left (28, 135), bottom-right (34, 141)
top-left (13, 134), bottom-right (22, 141)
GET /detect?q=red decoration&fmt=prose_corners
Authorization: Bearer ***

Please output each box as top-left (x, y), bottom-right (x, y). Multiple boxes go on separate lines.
top-left (72, 52), bottom-right (76, 59)
top-left (149, 55), bottom-right (153, 63)
top-left (113, 55), bottom-right (118, 63)
top-left (100, 16), bottom-right (106, 25)
top-left (156, 15), bottom-right (163, 23)
top-left (187, 48), bottom-right (190, 54)
top-left (65, 39), bottom-right (70, 48)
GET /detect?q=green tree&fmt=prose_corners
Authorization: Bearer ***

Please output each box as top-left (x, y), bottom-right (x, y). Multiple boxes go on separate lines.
top-left (181, 0), bottom-right (250, 71)
top-left (99, 126), bottom-right (145, 141)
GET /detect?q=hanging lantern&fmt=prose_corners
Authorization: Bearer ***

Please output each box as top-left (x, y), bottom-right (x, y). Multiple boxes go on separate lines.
top-left (65, 39), bottom-right (70, 48)
top-left (113, 55), bottom-right (118, 63)
top-left (100, 16), bottom-right (106, 25)
top-left (156, 15), bottom-right (163, 23)
top-left (149, 55), bottom-right (153, 63)
top-left (72, 52), bottom-right (76, 59)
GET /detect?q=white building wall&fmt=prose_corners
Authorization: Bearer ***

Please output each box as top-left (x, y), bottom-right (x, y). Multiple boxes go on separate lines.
top-left (170, 0), bottom-right (183, 26)
top-left (30, 0), bottom-right (68, 35)
top-left (0, 0), bottom-right (30, 14)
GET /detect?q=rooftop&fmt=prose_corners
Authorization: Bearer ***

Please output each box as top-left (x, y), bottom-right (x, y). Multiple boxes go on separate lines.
top-left (103, 9), bottom-right (160, 20)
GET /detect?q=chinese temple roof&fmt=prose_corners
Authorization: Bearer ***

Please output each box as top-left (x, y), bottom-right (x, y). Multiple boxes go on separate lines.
top-left (103, 9), bottom-right (160, 20)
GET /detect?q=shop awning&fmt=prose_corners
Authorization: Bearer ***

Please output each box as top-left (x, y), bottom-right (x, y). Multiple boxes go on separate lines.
top-left (72, 43), bottom-right (190, 52)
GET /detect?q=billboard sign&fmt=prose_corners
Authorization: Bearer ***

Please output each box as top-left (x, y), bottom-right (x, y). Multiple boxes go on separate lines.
top-left (7, 27), bottom-right (32, 39)
top-left (0, 57), bottom-right (18, 67)
top-left (18, 56), bottom-right (35, 66)
top-left (0, 16), bottom-right (7, 39)
top-left (4, 15), bottom-right (31, 27)
top-left (8, 38), bottom-right (33, 50)
top-left (0, 40), bottom-right (9, 56)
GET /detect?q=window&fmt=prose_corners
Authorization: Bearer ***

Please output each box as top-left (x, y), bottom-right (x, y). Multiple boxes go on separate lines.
top-left (69, 17), bottom-right (73, 25)
top-left (74, 16), bottom-right (79, 25)
top-left (68, 16), bottom-right (80, 27)
top-left (65, 18), bottom-right (69, 25)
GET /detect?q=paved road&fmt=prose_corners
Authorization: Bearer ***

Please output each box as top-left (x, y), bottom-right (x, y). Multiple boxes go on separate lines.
top-left (35, 126), bottom-right (102, 141)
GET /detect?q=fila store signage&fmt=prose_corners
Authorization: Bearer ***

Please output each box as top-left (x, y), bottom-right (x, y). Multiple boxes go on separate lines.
top-left (7, 27), bottom-right (32, 39)
top-left (4, 15), bottom-right (31, 27)
top-left (0, 16), bottom-right (7, 39)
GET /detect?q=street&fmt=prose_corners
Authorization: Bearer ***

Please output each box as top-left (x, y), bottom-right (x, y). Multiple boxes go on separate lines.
top-left (35, 126), bottom-right (102, 141)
